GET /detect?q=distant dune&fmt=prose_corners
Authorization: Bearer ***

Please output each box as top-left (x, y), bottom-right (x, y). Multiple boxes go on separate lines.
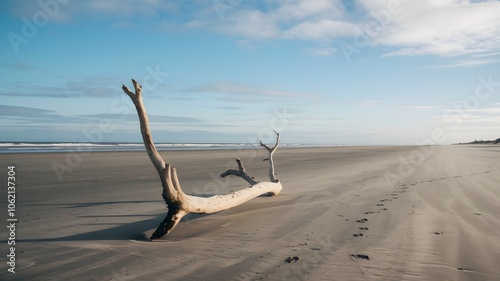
top-left (458, 138), bottom-right (500, 145)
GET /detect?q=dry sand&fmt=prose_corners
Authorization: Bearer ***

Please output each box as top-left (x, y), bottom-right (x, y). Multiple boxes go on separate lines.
top-left (1, 145), bottom-right (499, 280)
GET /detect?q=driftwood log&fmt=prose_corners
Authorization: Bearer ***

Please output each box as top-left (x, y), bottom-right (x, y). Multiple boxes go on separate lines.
top-left (121, 79), bottom-right (283, 240)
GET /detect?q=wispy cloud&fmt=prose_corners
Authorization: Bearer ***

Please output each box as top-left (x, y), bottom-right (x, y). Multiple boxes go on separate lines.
top-left (0, 105), bottom-right (81, 124)
top-left (435, 106), bottom-right (500, 130)
top-left (87, 0), bottom-right (178, 15)
top-left (358, 100), bottom-right (380, 107)
top-left (402, 106), bottom-right (438, 110)
top-left (457, 116), bottom-right (500, 124)
top-left (0, 78), bottom-right (120, 98)
top-left (417, 59), bottom-right (500, 69)
top-left (464, 107), bottom-right (500, 114)
top-left (282, 19), bottom-right (358, 40)
top-left (472, 51), bottom-right (500, 58)
top-left (306, 46), bottom-right (337, 56)
top-left (187, 82), bottom-right (317, 99)
top-left (77, 114), bottom-right (203, 124)
top-left (0, 63), bottom-right (34, 71)
top-left (0, 105), bottom-right (55, 118)
top-left (0, 104), bottom-right (207, 132)
top-left (5, 0), bottom-right (72, 22)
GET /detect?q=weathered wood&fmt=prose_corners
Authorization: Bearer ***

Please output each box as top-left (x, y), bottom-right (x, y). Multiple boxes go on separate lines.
top-left (220, 158), bottom-right (258, 185)
top-left (121, 79), bottom-right (283, 240)
top-left (260, 130), bottom-right (280, 182)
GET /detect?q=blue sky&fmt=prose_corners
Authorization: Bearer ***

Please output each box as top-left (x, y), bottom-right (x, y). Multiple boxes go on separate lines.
top-left (1, 0), bottom-right (500, 145)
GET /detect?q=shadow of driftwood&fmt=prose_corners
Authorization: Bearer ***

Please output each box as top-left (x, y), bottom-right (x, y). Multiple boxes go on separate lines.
top-left (20, 200), bottom-right (163, 208)
top-left (15, 205), bottom-right (213, 243)
top-left (18, 216), bottom-right (160, 242)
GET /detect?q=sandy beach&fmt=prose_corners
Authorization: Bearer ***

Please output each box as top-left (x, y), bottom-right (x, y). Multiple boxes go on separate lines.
top-left (1, 145), bottom-right (499, 280)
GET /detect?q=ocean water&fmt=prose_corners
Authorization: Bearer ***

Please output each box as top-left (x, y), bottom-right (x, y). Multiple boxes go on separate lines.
top-left (0, 142), bottom-right (311, 154)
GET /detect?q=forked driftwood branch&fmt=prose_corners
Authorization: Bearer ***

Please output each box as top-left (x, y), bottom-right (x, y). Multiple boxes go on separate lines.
top-left (122, 79), bottom-right (282, 240)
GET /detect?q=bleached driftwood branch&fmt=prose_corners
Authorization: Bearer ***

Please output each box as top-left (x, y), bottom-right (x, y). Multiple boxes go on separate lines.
top-left (260, 130), bottom-right (280, 182)
top-left (122, 79), bottom-right (282, 240)
top-left (220, 158), bottom-right (258, 185)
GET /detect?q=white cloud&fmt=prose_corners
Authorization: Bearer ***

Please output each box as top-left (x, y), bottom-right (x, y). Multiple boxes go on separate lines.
top-left (210, 0), bottom-right (500, 58)
top-left (215, 0), bottom-right (500, 58)
top-left (217, 9), bottom-right (280, 39)
top-left (207, 0), bottom-right (357, 40)
top-left (283, 19), bottom-right (358, 40)
top-left (363, 0), bottom-right (500, 57)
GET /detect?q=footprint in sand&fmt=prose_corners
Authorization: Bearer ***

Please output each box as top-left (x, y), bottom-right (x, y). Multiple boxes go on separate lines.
top-left (350, 254), bottom-right (370, 260)
top-left (285, 256), bottom-right (299, 263)
top-left (356, 218), bottom-right (368, 223)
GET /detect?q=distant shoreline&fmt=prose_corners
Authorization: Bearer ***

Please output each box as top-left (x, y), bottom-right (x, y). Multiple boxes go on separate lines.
top-left (0, 142), bottom-right (340, 154)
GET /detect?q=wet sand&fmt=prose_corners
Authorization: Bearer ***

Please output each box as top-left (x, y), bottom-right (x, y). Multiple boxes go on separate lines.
top-left (1, 145), bottom-right (499, 280)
